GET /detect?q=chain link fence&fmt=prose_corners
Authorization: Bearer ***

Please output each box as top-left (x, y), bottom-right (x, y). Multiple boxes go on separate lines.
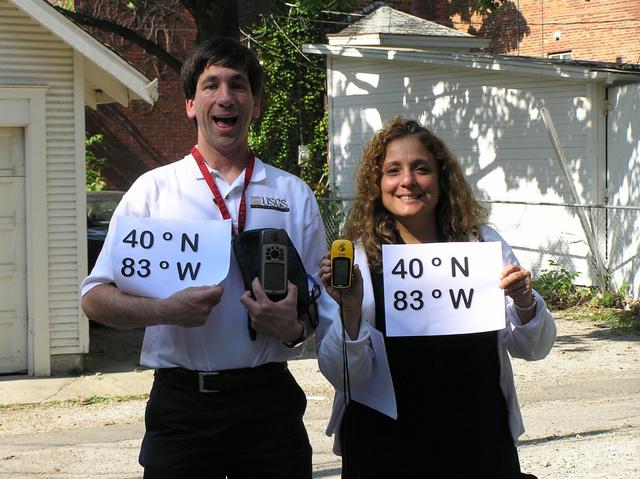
top-left (317, 197), bottom-right (640, 297)
top-left (317, 197), bottom-right (353, 245)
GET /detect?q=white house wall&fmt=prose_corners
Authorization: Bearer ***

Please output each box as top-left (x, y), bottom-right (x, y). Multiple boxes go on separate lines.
top-left (607, 83), bottom-right (640, 298)
top-left (327, 56), bottom-right (602, 284)
top-left (0, 1), bottom-right (85, 360)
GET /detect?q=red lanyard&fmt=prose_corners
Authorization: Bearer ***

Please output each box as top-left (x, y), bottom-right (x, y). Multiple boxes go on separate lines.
top-left (192, 145), bottom-right (255, 236)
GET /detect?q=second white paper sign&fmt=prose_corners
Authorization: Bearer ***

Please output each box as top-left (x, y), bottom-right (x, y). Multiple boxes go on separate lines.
top-left (382, 241), bottom-right (506, 337)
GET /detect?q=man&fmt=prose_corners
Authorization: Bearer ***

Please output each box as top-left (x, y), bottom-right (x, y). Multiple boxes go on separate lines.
top-left (81, 37), bottom-right (333, 478)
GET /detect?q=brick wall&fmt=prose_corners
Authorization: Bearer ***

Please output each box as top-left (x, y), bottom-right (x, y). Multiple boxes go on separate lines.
top-left (449, 0), bottom-right (640, 63)
top-left (74, 0), bottom-right (197, 190)
top-left (74, 0), bottom-right (271, 190)
top-left (353, 1), bottom-right (639, 64)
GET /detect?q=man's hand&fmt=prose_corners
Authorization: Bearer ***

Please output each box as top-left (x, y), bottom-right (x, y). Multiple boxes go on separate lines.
top-left (159, 285), bottom-right (224, 327)
top-left (81, 283), bottom-right (223, 330)
top-left (240, 278), bottom-right (302, 343)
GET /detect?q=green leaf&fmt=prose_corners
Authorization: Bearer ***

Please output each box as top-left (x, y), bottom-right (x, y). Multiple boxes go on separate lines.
top-left (86, 133), bottom-right (106, 192)
top-left (248, 6), bottom-right (336, 193)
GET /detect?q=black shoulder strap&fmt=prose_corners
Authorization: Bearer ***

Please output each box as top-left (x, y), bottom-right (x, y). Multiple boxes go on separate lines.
top-left (369, 261), bottom-right (387, 336)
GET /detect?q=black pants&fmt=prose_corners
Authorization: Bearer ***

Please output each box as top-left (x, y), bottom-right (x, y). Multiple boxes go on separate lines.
top-left (340, 401), bottom-right (522, 479)
top-left (139, 367), bottom-right (312, 479)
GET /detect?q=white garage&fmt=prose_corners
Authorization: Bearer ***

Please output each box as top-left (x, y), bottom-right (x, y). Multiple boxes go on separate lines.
top-left (0, 0), bottom-right (157, 375)
top-left (305, 6), bottom-right (640, 298)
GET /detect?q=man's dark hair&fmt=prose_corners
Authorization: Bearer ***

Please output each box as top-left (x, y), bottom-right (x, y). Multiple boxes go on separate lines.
top-left (181, 37), bottom-right (264, 100)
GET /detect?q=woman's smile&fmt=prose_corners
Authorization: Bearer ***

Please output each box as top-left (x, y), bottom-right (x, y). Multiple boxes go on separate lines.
top-left (380, 135), bottom-right (440, 224)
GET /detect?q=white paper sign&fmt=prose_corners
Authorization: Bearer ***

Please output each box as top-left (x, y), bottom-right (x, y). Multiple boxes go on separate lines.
top-left (111, 216), bottom-right (232, 299)
top-left (382, 241), bottom-right (505, 336)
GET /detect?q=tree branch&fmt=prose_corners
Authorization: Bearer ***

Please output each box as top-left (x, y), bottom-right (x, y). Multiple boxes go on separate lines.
top-left (54, 6), bottom-right (183, 74)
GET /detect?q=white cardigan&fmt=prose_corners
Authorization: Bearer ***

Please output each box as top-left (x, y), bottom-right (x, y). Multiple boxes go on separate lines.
top-left (316, 225), bottom-right (557, 454)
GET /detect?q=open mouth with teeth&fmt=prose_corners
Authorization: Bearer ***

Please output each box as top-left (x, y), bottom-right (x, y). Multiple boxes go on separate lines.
top-left (213, 116), bottom-right (238, 127)
top-left (398, 193), bottom-right (424, 200)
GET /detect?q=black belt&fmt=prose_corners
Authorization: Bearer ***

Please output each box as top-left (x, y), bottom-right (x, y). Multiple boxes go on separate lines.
top-left (155, 362), bottom-right (288, 393)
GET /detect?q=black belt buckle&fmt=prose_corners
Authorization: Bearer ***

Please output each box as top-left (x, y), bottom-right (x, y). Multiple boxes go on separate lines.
top-left (198, 371), bottom-right (221, 393)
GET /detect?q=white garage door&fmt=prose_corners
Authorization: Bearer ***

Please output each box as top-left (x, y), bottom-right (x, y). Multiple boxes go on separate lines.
top-left (0, 127), bottom-right (27, 373)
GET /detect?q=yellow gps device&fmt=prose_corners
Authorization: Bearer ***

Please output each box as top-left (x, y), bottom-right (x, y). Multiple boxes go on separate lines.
top-left (330, 239), bottom-right (354, 288)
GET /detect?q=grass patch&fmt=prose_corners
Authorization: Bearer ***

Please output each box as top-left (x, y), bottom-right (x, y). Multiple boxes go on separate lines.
top-left (0, 393), bottom-right (149, 410)
top-left (554, 306), bottom-right (640, 334)
top-left (532, 260), bottom-right (640, 333)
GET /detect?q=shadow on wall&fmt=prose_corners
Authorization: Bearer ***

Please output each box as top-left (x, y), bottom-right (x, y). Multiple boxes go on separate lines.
top-left (330, 44), bottom-right (611, 291)
top-left (85, 101), bottom-right (195, 191)
top-left (606, 86), bottom-right (640, 297)
top-left (476, 1), bottom-right (530, 53)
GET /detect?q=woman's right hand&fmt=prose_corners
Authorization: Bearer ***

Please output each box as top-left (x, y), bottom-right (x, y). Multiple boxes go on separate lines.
top-left (319, 252), bottom-right (364, 339)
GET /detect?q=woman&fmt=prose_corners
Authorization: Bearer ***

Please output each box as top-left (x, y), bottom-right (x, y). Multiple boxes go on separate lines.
top-left (317, 117), bottom-right (556, 478)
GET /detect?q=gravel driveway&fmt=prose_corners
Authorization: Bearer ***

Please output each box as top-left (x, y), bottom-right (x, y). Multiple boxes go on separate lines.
top-left (0, 314), bottom-right (638, 478)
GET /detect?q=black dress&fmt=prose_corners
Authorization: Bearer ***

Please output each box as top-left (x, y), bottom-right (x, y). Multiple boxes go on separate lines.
top-left (339, 266), bottom-right (522, 479)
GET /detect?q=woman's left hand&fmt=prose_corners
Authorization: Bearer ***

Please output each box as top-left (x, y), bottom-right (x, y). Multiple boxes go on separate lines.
top-left (499, 264), bottom-right (535, 316)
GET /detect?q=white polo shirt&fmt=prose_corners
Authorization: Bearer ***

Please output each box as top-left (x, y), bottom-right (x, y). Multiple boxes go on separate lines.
top-left (81, 152), bottom-right (336, 371)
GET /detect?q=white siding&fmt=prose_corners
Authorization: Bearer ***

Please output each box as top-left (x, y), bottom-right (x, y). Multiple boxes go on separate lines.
top-left (327, 55), bottom-right (602, 284)
top-left (0, 0), bottom-right (82, 355)
top-left (607, 83), bottom-right (640, 298)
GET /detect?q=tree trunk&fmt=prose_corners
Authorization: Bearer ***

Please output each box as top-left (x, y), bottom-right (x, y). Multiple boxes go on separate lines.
top-left (181, 0), bottom-right (239, 43)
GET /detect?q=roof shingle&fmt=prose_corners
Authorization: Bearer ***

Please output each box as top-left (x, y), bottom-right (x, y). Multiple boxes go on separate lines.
top-left (337, 6), bottom-right (472, 38)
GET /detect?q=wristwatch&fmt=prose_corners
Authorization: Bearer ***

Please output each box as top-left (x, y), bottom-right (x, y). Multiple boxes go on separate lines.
top-left (282, 320), bottom-right (307, 348)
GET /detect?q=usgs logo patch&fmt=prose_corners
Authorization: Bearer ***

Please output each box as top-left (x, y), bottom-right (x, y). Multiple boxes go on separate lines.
top-left (250, 196), bottom-right (290, 212)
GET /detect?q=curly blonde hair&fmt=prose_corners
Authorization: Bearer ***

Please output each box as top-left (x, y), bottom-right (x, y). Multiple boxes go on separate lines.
top-left (344, 116), bottom-right (488, 270)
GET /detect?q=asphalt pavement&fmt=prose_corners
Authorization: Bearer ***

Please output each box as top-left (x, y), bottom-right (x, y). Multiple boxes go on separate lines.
top-left (2, 319), bottom-right (639, 479)
top-left (0, 323), bottom-right (342, 479)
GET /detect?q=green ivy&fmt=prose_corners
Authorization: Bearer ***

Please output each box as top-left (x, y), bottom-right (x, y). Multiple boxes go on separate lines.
top-left (86, 133), bottom-right (106, 192)
top-left (54, 0), bottom-right (74, 10)
top-left (248, 4), bottom-right (345, 196)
